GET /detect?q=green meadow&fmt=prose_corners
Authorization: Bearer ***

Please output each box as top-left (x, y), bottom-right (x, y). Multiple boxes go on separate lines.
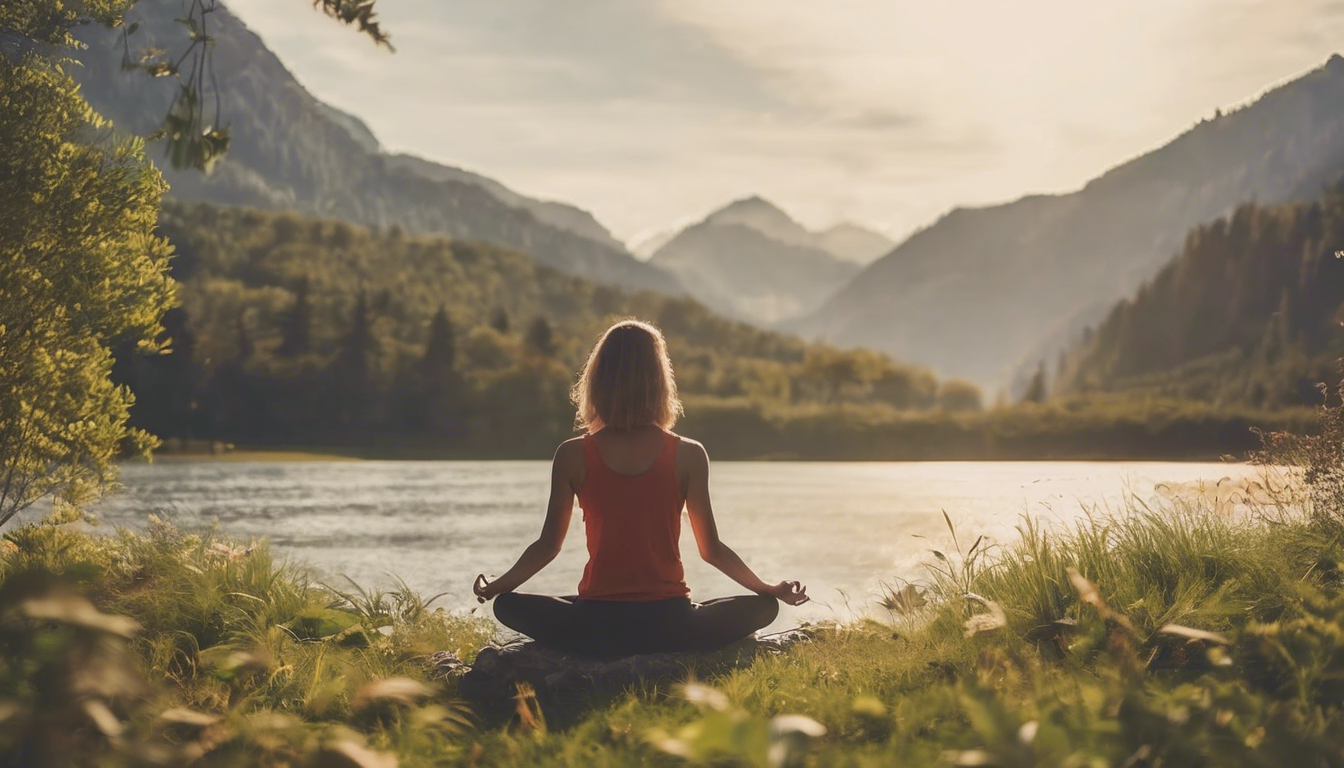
top-left (5, 438), bottom-right (1343, 766)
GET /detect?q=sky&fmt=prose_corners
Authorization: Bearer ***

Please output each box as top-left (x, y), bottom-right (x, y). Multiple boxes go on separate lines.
top-left (226, 0), bottom-right (1344, 247)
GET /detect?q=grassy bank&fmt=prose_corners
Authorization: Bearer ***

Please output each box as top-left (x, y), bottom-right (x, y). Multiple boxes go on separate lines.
top-left (4, 488), bottom-right (1344, 766)
top-left (680, 395), bottom-right (1318, 461)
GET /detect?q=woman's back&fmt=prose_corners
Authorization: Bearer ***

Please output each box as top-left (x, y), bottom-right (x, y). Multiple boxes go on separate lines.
top-left (476, 319), bottom-right (803, 657)
top-left (576, 427), bottom-right (689, 601)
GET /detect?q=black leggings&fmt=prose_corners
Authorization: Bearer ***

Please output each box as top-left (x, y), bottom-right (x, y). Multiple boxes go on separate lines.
top-left (493, 593), bottom-right (779, 657)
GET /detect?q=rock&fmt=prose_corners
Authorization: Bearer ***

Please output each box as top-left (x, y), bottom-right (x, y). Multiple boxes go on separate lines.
top-left (451, 629), bottom-right (814, 728)
top-left (425, 650), bottom-right (470, 679)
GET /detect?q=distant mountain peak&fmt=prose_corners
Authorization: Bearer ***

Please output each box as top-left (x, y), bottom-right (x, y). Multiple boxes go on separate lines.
top-left (721, 194), bottom-right (779, 210)
top-left (707, 195), bottom-right (795, 223)
top-left (815, 222), bottom-right (895, 264)
top-left (646, 195), bottom-right (870, 324)
top-left (703, 195), bottom-right (815, 249)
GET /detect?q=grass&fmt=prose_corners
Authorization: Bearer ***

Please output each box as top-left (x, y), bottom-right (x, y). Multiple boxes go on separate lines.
top-left (3, 485), bottom-right (1344, 765)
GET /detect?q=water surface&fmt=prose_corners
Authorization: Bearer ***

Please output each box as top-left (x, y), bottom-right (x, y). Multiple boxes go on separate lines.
top-left (84, 460), bottom-right (1263, 629)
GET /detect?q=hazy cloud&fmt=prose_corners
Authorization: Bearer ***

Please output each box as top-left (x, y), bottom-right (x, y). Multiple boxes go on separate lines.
top-left (224, 0), bottom-right (1344, 244)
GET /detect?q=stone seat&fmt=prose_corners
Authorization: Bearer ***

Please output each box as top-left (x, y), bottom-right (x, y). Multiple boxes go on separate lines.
top-left (428, 629), bottom-right (813, 728)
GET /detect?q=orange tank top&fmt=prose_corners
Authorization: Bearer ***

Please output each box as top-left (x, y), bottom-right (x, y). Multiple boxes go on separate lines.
top-left (576, 431), bottom-right (690, 601)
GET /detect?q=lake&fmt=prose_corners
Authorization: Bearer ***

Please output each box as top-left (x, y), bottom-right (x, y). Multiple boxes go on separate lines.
top-left (83, 459), bottom-right (1266, 630)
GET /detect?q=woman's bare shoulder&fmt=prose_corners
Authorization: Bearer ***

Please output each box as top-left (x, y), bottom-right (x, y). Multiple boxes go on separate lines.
top-left (554, 437), bottom-right (586, 467)
top-left (553, 437), bottom-right (586, 489)
top-left (672, 433), bottom-right (709, 463)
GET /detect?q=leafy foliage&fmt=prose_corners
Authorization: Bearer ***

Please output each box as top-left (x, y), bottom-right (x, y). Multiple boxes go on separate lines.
top-left (0, 0), bottom-right (135, 48)
top-left (5, 0), bottom-right (389, 171)
top-left (0, 58), bottom-right (176, 526)
top-left (127, 0), bottom-right (234, 173)
top-left (313, 0), bottom-right (391, 49)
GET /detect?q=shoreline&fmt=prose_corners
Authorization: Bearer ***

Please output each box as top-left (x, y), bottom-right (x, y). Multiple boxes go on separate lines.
top-left (145, 446), bottom-right (1254, 464)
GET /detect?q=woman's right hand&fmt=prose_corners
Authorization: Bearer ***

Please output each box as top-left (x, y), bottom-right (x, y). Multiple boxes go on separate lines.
top-left (769, 580), bottom-right (809, 605)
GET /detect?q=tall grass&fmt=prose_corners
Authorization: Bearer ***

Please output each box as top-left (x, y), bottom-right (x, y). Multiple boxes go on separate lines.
top-left (619, 496), bottom-right (1344, 767)
top-left (969, 503), bottom-right (1292, 637)
top-left (0, 512), bottom-right (492, 766)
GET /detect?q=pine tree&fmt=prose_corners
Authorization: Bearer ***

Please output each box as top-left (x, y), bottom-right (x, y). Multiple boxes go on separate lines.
top-left (525, 316), bottom-right (557, 357)
top-left (418, 306), bottom-right (463, 437)
top-left (335, 291), bottom-right (377, 380)
top-left (327, 291), bottom-right (380, 428)
top-left (147, 308), bottom-right (200, 439)
top-left (278, 280), bottom-right (313, 356)
top-left (374, 288), bottom-right (393, 315)
top-left (422, 306), bottom-right (457, 378)
top-left (1022, 362), bottom-right (1048, 404)
top-left (236, 310), bottom-right (254, 362)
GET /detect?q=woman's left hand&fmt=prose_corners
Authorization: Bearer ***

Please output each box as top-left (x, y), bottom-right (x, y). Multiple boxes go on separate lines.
top-left (473, 574), bottom-right (500, 603)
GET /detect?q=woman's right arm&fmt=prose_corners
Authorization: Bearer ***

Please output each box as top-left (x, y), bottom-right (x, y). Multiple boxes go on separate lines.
top-left (474, 439), bottom-right (581, 601)
top-left (683, 441), bottom-right (808, 605)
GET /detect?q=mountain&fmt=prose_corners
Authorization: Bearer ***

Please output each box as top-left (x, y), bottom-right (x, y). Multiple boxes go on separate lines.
top-left (815, 223), bottom-right (895, 264)
top-left (797, 55), bottom-right (1344, 387)
top-left (703, 195), bottom-right (818, 248)
top-left (1054, 198), bottom-right (1344, 408)
top-left (649, 197), bottom-right (860, 324)
top-left (68, 0), bottom-right (675, 295)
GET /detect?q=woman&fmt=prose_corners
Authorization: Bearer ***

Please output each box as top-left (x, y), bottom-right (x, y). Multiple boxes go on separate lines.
top-left (473, 319), bottom-right (808, 657)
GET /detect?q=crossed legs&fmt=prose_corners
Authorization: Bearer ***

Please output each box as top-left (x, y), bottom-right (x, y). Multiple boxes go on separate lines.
top-left (493, 593), bottom-right (779, 656)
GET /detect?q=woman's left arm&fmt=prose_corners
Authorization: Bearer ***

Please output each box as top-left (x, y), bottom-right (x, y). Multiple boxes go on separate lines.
top-left (474, 441), bottom-right (579, 601)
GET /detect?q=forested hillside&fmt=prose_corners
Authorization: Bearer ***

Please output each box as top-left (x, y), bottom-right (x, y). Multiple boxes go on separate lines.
top-left (1056, 197), bottom-right (1344, 406)
top-left (800, 54), bottom-right (1344, 389)
top-left (125, 203), bottom-right (979, 457)
top-left (69, 0), bottom-right (677, 295)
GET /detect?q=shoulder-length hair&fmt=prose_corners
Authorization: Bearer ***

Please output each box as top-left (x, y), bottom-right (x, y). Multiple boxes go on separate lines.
top-left (571, 319), bottom-right (682, 433)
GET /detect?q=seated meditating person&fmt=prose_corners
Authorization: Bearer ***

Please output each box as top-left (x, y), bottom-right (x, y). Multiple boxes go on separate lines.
top-left (472, 319), bottom-right (808, 657)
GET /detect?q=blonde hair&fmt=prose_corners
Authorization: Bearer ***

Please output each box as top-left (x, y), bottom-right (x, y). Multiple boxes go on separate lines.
top-left (572, 320), bottom-right (682, 433)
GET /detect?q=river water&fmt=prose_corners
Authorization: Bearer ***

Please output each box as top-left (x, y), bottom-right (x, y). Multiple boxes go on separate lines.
top-left (82, 459), bottom-right (1265, 630)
